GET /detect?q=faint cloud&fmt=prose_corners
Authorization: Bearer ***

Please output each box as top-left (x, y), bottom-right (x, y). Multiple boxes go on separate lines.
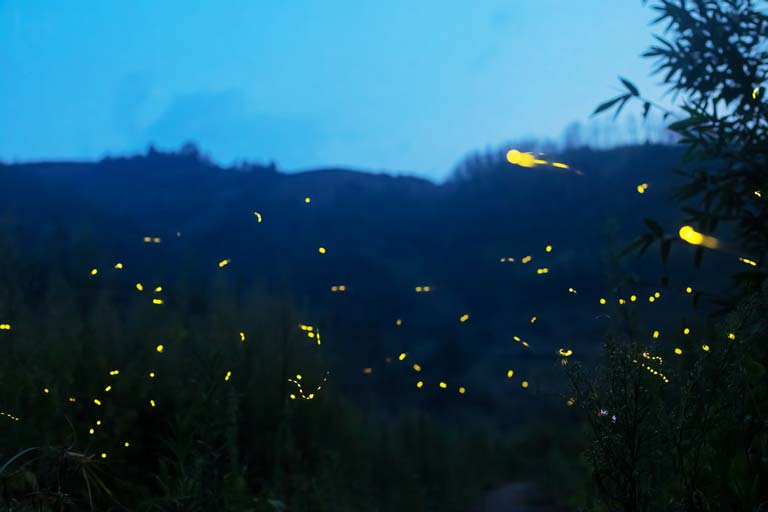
top-left (489, 8), bottom-right (513, 32)
top-left (143, 90), bottom-right (323, 167)
top-left (112, 72), bottom-right (157, 138)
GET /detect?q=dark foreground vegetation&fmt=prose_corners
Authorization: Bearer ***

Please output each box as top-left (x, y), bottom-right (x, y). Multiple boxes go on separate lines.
top-left (567, 0), bottom-right (768, 510)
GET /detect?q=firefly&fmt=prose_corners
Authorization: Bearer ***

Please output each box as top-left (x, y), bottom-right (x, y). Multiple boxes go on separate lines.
top-left (678, 225), bottom-right (720, 249)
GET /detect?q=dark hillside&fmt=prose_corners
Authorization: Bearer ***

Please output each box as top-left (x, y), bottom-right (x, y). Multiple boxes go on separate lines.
top-left (0, 144), bottom-right (737, 421)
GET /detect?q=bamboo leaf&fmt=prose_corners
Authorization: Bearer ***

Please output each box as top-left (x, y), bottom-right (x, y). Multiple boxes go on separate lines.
top-left (661, 238), bottom-right (672, 263)
top-left (644, 218), bottom-right (664, 238)
top-left (619, 77), bottom-right (640, 96)
top-left (592, 95), bottom-right (630, 117)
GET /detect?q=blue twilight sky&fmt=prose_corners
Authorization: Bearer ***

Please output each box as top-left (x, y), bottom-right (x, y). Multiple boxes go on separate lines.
top-left (0, 1), bottom-right (668, 179)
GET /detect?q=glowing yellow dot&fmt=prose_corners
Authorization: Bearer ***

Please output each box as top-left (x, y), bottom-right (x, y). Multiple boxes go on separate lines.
top-left (619, 298), bottom-right (626, 305)
top-left (296, 374), bottom-right (302, 380)
top-left (318, 247), bottom-right (326, 254)
top-left (701, 344), bottom-right (710, 352)
top-left (522, 255), bottom-right (532, 264)
top-left (423, 286), bottom-right (431, 292)
top-left (679, 225), bottom-right (693, 239)
top-left (458, 386), bottom-right (466, 394)
top-left (630, 295), bottom-right (637, 302)
top-left (654, 292), bottom-right (661, 298)
top-left (439, 382), bottom-right (447, 389)
top-left (545, 245), bottom-right (552, 252)
top-left (416, 381), bottom-right (423, 388)
top-left (459, 313), bottom-right (470, 322)
top-left (156, 344), bottom-right (164, 353)
top-left (674, 348), bottom-right (683, 355)
top-left (154, 286), bottom-right (162, 293)
top-left (395, 318), bottom-right (402, 326)
top-left (90, 268), bottom-right (98, 276)
top-left (150, 400), bottom-right (156, 407)
top-left (506, 149), bottom-right (521, 164)
top-left (686, 287), bottom-right (693, 293)
top-left (599, 298), bottom-right (606, 305)
top-left (152, 298), bottom-right (164, 305)
top-left (152, 237), bottom-right (161, 243)
top-left (728, 333), bottom-right (736, 340)
top-left (536, 267), bottom-right (549, 274)
top-left (304, 197), bottom-right (311, 203)
top-left (136, 283), bottom-right (144, 291)
top-left (521, 381), bottom-right (529, 388)
top-left (649, 296), bottom-right (655, 303)
top-left (678, 225), bottom-right (719, 248)
top-left (530, 316), bottom-right (537, 323)
top-left (415, 286), bottom-right (422, 292)
top-left (89, 428), bottom-right (95, 435)
top-left (101, 453), bottom-right (107, 459)
top-left (104, 386), bottom-right (112, 392)
top-left (290, 394), bottom-right (296, 399)
top-left (637, 183), bottom-right (648, 194)
top-left (109, 370), bottom-right (119, 375)
top-left (683, 328), bottom-right (690, 335)
top-left (93, 399), bottom-right (101, 406)
top-left (653, 330), bottom-right (660, 339)
top-left (149, 372), bottom-right (155, 378)
top-left (518, 153), bottom-right (536, 167)
top-left (68, 397), bottom-right (76, 402)
top-left (114, 262), bottom-right (123, 269)
top-left (398, 352), bottom-right (407, 361)
top-left (224, 371), bottom-right (232, 381)
top-left (96, 420), bottom-right (101, 426)
top-left (124, 442), bottom-right (130, 447)
top-left (218, 259), bottom-right (230, 268)
top-left (43, 388), bottom-right (49, 394)
top-left (507, 369), bottom-right (514, 378)
top-left (144, 236), bottom-right (152, 243)
top-left (413, 363), bottom-right (421, 372)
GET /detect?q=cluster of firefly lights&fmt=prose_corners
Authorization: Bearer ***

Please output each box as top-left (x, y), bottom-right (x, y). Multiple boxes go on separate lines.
top-left (0, 150), bottom-right (758, 451)
top-left (634, 352), bottom-right (670, 383)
